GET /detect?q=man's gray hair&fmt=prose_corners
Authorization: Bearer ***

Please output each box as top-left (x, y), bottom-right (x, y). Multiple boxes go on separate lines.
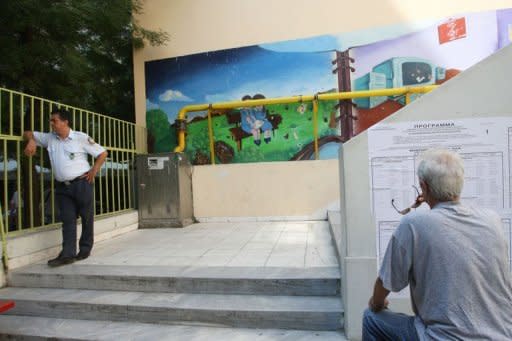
top-left (417, 149), bottom-right (464, 201)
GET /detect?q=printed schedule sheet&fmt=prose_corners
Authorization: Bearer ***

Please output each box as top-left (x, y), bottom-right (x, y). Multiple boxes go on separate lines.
top-left (368, 117), bottom-right (512, 274)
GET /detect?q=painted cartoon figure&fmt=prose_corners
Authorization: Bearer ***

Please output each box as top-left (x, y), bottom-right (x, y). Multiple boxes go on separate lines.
top-left (252, 94), bottom-right (273, 144)
top-left (240, 94), bottom-right (273, 145)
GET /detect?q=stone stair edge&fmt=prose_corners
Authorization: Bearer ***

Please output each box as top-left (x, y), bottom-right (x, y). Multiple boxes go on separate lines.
top-left (9, 264), bottom-right (341, 279)
top-left (0, 315), bottom-right (348, 340)
top-left (0, 287), bottom-right (343, 312)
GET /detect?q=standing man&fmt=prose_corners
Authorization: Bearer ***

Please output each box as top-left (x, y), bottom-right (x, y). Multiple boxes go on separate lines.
top-left (363, 149), bottom-right (512, 340)
top-left (24, 108), bottom-right (107, 267)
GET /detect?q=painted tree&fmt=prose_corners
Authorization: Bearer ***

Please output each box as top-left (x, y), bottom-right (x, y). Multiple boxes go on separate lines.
top-left (146, 109), bottom-right (174, 153)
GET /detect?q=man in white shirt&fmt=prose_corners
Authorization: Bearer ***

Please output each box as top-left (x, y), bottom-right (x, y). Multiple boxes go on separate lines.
top-left (24, 108), bottom-right (107, 267)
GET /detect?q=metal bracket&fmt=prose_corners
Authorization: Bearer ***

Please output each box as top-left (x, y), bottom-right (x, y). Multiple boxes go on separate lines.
top-left (175, 119), bottom-right (187, 132)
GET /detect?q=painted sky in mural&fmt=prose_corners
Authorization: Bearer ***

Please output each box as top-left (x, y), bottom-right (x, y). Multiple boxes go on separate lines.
top-left (144, 18), bottom-right (437, 123)
top-left (145, 47), bottom-right (337, 123)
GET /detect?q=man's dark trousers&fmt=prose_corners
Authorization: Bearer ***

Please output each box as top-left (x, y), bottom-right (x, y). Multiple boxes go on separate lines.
top-left (56, 178), bottom-right (94, 258)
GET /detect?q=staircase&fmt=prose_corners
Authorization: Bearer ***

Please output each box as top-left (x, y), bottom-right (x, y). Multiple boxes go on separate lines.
top-left (0, 221), bottom-right (345, 339)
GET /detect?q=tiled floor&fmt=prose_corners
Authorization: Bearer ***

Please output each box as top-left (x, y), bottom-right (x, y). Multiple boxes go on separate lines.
top-left (83, 220), bottom-right (338, 268)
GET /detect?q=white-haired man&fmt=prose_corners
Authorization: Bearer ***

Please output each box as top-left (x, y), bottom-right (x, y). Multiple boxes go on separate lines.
top-left (363, 149), bottom-right (512, 340)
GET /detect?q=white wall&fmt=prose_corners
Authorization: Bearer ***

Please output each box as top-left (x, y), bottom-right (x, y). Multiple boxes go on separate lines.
top-left (338, 44), bottom-right (512, 340)
top-left (193, 159), bottom-right (340, 221)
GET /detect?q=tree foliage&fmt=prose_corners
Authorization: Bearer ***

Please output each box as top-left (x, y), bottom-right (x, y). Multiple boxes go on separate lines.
top-left (0, 0), bottom-right (169, 122)
top-left (146, 109), bottom-right (174, 152)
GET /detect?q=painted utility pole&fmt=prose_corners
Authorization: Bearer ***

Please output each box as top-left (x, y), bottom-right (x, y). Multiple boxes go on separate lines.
top-left (332, 50), bottom-right (356, 141)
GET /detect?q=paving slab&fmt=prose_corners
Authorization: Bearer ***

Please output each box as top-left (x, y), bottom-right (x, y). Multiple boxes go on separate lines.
top-left (55, 221), bottom-right (339, 269)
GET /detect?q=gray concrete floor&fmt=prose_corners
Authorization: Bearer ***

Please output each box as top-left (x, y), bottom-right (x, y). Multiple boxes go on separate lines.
top-left (80, 220), bottom-right (338, 268)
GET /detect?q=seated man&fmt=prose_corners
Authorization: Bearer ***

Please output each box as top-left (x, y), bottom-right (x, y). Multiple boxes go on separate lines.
top-left (363, 149), bottom-right (512, 340)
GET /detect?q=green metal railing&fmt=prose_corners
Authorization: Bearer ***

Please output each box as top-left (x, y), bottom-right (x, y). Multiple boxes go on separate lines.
top-left (0, 87), bottom-right (146, 241)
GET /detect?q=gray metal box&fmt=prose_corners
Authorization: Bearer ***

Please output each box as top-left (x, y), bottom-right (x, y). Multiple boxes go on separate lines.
top-left (137, 153), bottom-right (194, 228)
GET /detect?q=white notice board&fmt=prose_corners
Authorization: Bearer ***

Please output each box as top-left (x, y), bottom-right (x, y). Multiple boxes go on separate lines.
top-left (368, 117), bottom-right (512, 275)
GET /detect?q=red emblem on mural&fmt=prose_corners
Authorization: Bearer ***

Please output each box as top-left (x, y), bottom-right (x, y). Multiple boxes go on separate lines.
top-left (438, 17), bottom-right (467, 44)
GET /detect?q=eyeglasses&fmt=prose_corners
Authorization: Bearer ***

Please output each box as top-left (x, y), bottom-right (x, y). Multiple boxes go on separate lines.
top-left (391, 185), bottom-right (424, 215)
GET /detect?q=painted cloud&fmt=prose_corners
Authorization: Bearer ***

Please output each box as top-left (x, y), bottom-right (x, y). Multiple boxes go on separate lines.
top-left (159, 89), bottom-right (193, 102)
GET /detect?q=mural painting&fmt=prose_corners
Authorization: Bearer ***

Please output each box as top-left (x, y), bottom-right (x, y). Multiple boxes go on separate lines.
top-left (351, 10), bottom-right (512, 134)
top-left (145, 8), bottom-right (512, 164)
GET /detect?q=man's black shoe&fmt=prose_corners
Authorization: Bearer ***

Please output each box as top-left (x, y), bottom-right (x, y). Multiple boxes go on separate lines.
top-left (75, 251), bottom-right (90, 261)
top-left (47, 256), bottom-right (75, 267)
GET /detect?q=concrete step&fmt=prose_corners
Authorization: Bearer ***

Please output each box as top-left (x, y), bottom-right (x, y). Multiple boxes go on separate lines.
top-left (9, 264), bottom-right (340, 296)
top-left (0, 315), bottom-right (348, 340)
top-left (0, 287), bottom-right (344, 331)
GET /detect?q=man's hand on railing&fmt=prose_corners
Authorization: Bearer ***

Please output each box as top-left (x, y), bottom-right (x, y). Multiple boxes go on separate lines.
top-left (24, 139), bottom-right (37, 157)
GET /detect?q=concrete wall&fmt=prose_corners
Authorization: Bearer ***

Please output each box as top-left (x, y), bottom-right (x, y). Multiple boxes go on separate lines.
top-left (337, 44), bottom-right (512, 340)
top-left (3, 211), bottom-right (138, 272)
top-left (193, 159), bottom-right (339, 221)
top-left (133, 0), bottom-right (512, 127)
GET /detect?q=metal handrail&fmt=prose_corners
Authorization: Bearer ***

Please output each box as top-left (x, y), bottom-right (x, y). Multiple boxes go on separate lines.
top-left (0, 202), bottom-right (8, 270)
top-left (0, 87), bottom-right (145, 239)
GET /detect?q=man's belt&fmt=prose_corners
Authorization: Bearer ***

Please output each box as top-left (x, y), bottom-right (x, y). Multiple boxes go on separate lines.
top-left (58, 175), bottom-right (86, 186)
